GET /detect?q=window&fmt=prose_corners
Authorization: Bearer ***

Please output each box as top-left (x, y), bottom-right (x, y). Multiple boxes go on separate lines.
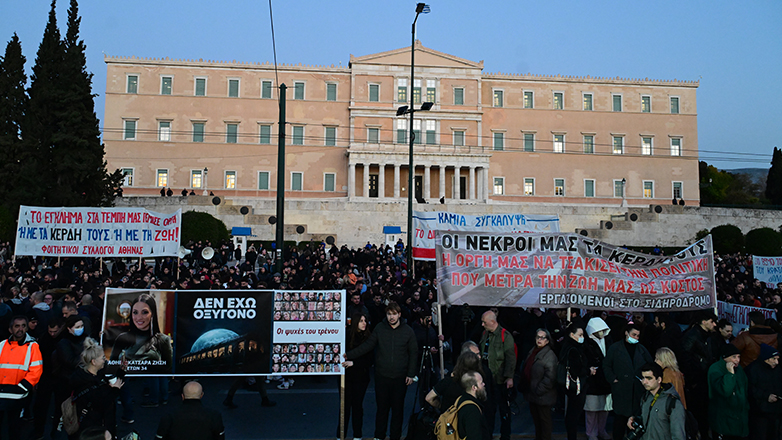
top-left (426, 79), bottom-right (436, 103)
top-left (583, 135), bottom-right (594, 154)
top-left (192, 122), bottom-right (205, 142)
top-left (225, 171), bottom-right (236, 189)
top-left (614, 180), bottom-right (625, 197)
top-left (670, 96), bottom-right (680, 114)
top-left (493, 177), bottom-right (504, 195)
top-left (226, 124), bottom-right (238, 143)
top-left (259, 124), bottom-right (271, 144)
top-left (673, 181), bottom-right (683, 199)
top-left (121, 168), bottom-right (134, 186)
top-left (453, 130), bottom-right (465, 146)
top-left (524, 178), bottom-right (535, 195)
top-left (258, 171), bottom-right (270, 190)
top-left (553, 92), bottom-right (564, 110)
top-left (553, 134), bottom-right (564, 153)
top-left (291, 172), bottom-right (303, 191)
top-left (123, 120), bottom-right (136, 140)
top-left (369, 84), bottom-right (379, 102)
top-left (613, 136), bottom-right (624, 154)
top-left (158, 121), bottom-right (171, 141)
top-left (292, 126), bottom-right (304, 145)
top-left (523, 91), bottom-right (534, 109)
top-left (493, 132), bottom-right (504, 151)
top-left (156, 169), bottom-right (168, 187)
top-left (412, 119), bottom-right (421, 144)
top-left (161, 76), bottom-right (172, 95)
top-left (326, 83), bottom-right (337, 101)
top-left (584, 179), bottom-right (595, 197)
top-left (412, 79), bottom-right (422, 104)
top-left (425, 120), bottom-right (436, 145)
top-left (643, 181), bottom-right (654, 198)
top-left (583, 93), bottom-right (593, 111)
top-left (641, 95), bottom-right (651, 113)
top-left (324, 173), bottom-right (336, 192)
top-left (554, 179), bottom-right (565, 196)
top-left (524, 133), bottom-right (535, 152)
top-left (261, 80), bottom-right (273, 99)
top-left (670, 138), bottom-right (682, 156)
top-left (397, 79), bottom-right (407, 103)
top-left (191, 169), bottom-right (202, 188)
top-left (493, 90), bottom-right (504, 107)
top-left (126, 75), bottom-right (138, 94)
top-left (325, 127), bottom-right (336, 146)
top-left (228, 79), bottom-right (240, 97)
top-left (642, 137), bottom-right (653, 155)
top-left (396, 119), bottom-right (407, 144)
top-left (195, 77), bottom-right (206, 96)
top-left (367, 127), bottom-right (379, 144)
top-left (293, 82), bottom-right (305, 100)
top-left (612, 94), bottom-right (622, 112)
top-left (454, 87), bottom-right (464, 105)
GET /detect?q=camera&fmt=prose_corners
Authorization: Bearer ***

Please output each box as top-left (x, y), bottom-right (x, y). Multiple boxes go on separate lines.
top-left (624, 420), bottom-right (645, 440)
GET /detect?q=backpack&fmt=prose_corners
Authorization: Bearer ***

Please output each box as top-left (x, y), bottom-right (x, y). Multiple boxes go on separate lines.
top-left (665, 394), bottom-right (700, 440)
top-left (434, 396), bottom-right (481, 440)
top-left (60, 394), bottom-right (80, 435)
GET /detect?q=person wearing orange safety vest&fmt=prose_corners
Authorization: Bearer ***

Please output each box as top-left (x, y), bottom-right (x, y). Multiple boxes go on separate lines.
top-left (0, 315), bottom-right (43, 440)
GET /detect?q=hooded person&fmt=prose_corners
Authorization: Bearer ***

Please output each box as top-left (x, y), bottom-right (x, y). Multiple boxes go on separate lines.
top-left (583, 317), bottom-right (612, 440)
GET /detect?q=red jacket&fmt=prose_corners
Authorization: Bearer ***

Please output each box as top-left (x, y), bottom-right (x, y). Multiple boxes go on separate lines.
top-left (0, 334), bottom-right (43, 400)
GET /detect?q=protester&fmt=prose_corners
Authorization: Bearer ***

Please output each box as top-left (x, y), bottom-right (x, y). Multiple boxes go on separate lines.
top-left (426, 344), bottom-right (482, 411)
top-left (732, 311), bottom-right (779, 368)
top-left (708, 344), bottom-right (749, 440)
top-left (156, 381), bottom-right (226, 440)
top-left (627, 362), bottom-right (686, 440)
top-left (680, 311), bottom-right (717, 440)
top-left (0, 315), bottom-right (43, 440)
top-left (478, 310), bottom-right (516, 440)
top-left (744, 344), bottom-right (781, 440)
top-left (655, 347), bottom-right (687, 408)
top-left (583, 317), bottom-right (612, 440)
top-left (337, 312), bottom-right (373, 440)
top-left (521, 328), bottom-right (557, 440)
top-left (559, 323), bottom-right (588, 440)
top-left (457, 371), bottom-right (490, 440)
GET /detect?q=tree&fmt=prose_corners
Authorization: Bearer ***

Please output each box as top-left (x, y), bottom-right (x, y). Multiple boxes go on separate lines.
top-left (0, 34), bottom-right (27, 211)
top-left (710, 224), bottom-right (744, 254)
top-left (745, 227), bottom-right (782, 256)
top-left (766, 147), bottom-right (782, 205)
top-left (181, 211), bottom-right (230, 245)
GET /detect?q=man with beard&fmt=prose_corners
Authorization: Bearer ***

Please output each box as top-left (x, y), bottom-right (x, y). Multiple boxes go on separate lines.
top-left (457, 371), bottom-right (490, 440)
top-left (0, 316), bottom-right (43, 440)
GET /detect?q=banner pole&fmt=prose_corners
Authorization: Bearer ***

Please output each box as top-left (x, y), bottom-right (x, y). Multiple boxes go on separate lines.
top-left (177, 257), bottom-right (180, 280)
top-left (437, 302), bottom-right (445, 380)
top-left (567, 307), bottom-right (572, 323)
top-left (100, 257), bottom-right (103, 275)
top-left (339, 374), bottom-right (345, 440)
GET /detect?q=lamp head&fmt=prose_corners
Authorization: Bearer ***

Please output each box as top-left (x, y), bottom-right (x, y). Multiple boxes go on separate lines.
top-left (420, 102), bottom-right (434, 111)
top-left (396, 106), bottom-right (409, 116)
top-left (416, 3), bottom-right (430, 14)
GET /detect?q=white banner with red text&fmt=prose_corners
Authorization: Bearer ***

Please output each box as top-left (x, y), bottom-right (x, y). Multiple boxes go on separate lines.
top-left (717, 300), bottom-right (777, 336)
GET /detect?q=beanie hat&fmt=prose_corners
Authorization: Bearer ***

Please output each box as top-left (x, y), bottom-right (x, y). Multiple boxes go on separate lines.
top-left (758, 343), bottom-right (779, 361)
top-left (721, 344), bottom-right (741, 359)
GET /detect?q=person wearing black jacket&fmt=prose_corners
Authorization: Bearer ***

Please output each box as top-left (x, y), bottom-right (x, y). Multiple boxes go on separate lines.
top-left (32, 319), bottom-right (63, 440)
top-left (156, 381), bottom-right (225, 440)
top-left (679, 312), bottom-right (717, 440)
top-left (560, 323), bottom-right (589, 440)
top-left (346, 302), bottom-right (417, 440)
top-left (457, 371), bottom-right (490, 440)
top-left (55, 315), bottom-right (88, 412)
top-left (744, 344), bottom-right (782, 440)
top-left (584, 317), bottom-right (612, 440)
top-left (337, 312), bottom-right (374, 440)
top-left (70, 338), bottom-right (124, 438)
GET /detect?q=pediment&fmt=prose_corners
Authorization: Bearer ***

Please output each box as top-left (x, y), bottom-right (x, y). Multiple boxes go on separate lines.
top-left (350, 41), bottom-right (483, 70)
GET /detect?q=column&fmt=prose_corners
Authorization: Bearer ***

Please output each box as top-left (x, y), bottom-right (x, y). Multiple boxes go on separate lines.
top-left (363, 163), bottom-right (370, 198)
top-left (469, 166), bottom-right (476, 200)
top-left (394, 164), bottom-right (400, 198)
top-left (424, 165), bottom-right (431, 201)
top-left (453, 166), bottom-right (461, 200)
top-left (378, 164), bottom-right (385, 198)
top-left (484, 167), bottom-right (490, 202)
top-left (439, 166), bottom-right (446, 199)
top-left (348, 163), bottom-right (356, 198)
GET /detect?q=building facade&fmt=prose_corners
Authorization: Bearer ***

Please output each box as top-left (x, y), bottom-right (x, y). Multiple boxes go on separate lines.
top-left (104, 42), bottom-right (699, 210)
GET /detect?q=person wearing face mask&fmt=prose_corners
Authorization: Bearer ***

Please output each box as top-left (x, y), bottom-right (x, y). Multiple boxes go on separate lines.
top-left (603, 323), bottom-right (652, 440)
top-left (559, 323), bottom-right (589, 440)
top-left (53, 315), bottom-right (89, 413)
top-left (583, 317), bottom-right (612, 440)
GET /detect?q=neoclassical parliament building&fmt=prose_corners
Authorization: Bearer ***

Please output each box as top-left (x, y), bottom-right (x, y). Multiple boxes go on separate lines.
top-left (104, 42), bottom-right (700, 245)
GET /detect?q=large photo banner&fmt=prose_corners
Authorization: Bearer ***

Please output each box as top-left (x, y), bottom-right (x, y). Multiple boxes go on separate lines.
top-left (413, 210), bottom-right (560, 260)
top-left (15, 205), bottom-right (181, 257)
top-left (752, 255), bottom-right (782, 288)
top-left (717, 300), bottom-right (777, 336)
top-left (102, 288), bottom-right (344, 376)
top-left (436, 232), bottom-right (716, 312)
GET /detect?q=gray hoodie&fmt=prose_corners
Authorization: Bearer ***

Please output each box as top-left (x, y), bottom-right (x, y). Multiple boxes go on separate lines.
top-left (637, 383), bottom-right (686, 440)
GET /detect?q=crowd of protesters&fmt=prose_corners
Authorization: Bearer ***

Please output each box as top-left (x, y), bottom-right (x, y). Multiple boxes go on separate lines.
top-left (0, 239), bottom-right (781, 440)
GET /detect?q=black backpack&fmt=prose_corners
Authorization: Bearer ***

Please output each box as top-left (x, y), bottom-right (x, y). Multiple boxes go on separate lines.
top-left (665, 394), bottom-right (700, 440)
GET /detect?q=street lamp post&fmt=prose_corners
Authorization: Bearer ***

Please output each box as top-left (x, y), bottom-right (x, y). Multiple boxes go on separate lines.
top-left (621, 177), bottom-right (627, 208)
top-left (404, 3), bottom-right (430, 277)
top-left (202, 167), bottom-right (208, 196)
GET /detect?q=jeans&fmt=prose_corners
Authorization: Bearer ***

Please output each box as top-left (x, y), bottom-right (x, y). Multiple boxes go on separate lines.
top-left (144, 377), bottom-right (169, 405)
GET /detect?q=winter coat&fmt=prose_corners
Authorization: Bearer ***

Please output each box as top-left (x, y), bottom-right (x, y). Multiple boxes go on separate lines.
top-left (681, 325), bottom-right (715, 375)
top-left (603, 340), bottom-right (653, 417)
top-left (522, 344), bottom-right (558, 406)
top-left (637, 383), bottom-right (686, 440)
top-left (346, 318), bottom-right (417, 379)
top-left (744, 358), bottom-right (782, 415)
top-left (731, 325), bottom-right (779, 367)
top-left (707, 359), bottom-right (749, 437)
top-left (584, 318), bottom-right (612, 396)
top-left (479, 326), bottom-right (516, 384)
top-left (559, 337), bottom-right (588, 395)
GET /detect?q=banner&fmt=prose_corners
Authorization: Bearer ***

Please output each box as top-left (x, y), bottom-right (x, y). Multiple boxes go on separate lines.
top-left (436, 232), bottom-right (716, 312)
top-left (752, 255), bottom-right (782, 288)
top-left (102, 288), bottom-right (345, 376)
top-left (15, 205), bottom-right (181, 257)
top-left (413, 211), bottom-right (560, 260)
top-left (717, 300), bottom-right (777, 336)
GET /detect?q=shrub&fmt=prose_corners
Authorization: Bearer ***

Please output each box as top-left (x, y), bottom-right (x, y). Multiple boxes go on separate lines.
top-left (181, 211), bottom-right (229, 245)
top-left (710, 224), bottom-right (744, 254)
top-left (745, 227), bottom-right (782, 256)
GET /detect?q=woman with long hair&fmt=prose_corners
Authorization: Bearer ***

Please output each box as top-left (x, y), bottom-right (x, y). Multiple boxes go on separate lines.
top-left (655, 347), bottom-right (687, 409)
top-left (560, 323), bottom-right (589, 440)
top-left (521, 328), bottom-right (558, 440)
top-left (337, 312), bottom-right (373, 440)
top-left (68, 338), bottom-right (124, 438)
top-left (425, 342), bottom-right (484, 411)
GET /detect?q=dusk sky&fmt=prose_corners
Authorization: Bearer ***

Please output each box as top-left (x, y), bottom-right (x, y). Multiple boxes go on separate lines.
top-left (2, 0), bottom-right (780, 169)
